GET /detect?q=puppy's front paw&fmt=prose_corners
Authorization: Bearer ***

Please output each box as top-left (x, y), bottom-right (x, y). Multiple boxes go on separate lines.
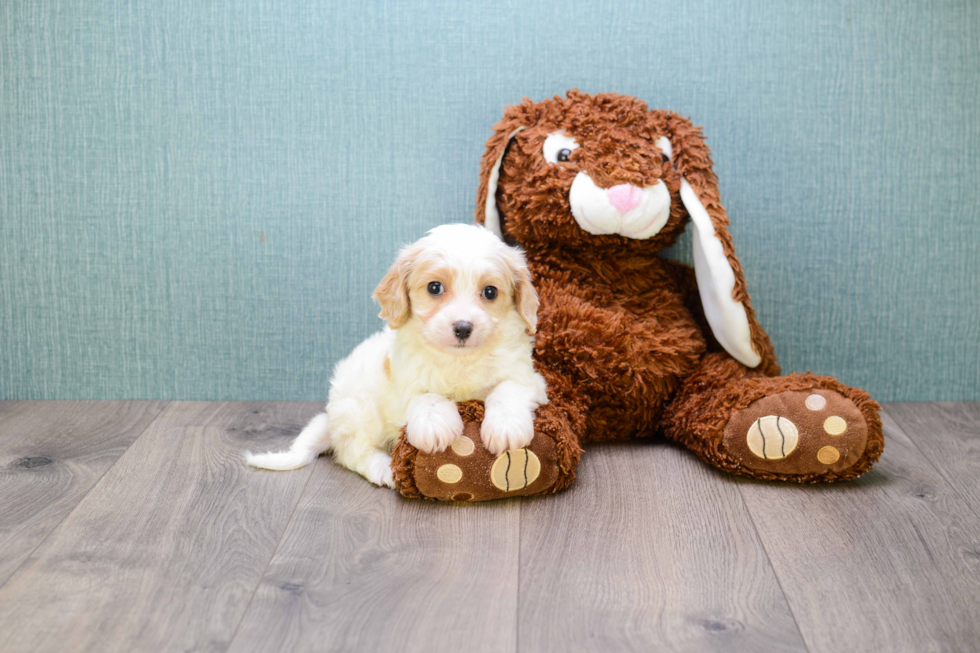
top-left (406, 394), bottom-right (464, 453)
top-left (481, 407), bottom-right (535, 456)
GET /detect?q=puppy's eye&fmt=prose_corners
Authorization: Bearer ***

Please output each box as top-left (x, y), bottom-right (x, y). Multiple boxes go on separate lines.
top-left (481, 286), bottom-right (498, 301)
top-left (427, 281), bottom-right (443, 296)
top-left (543, 132), bottom-right (579, 164)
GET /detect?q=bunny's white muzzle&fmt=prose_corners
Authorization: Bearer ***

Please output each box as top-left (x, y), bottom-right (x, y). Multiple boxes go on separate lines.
top-left (568, 172), bottom-right (671, 240)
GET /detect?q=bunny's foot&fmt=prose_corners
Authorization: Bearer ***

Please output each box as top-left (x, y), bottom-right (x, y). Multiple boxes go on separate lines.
top-left (721, 388), bottom-right (879, 479)
top-left (664, 356), bottom-right (884, 482)
top-left (391, 400), bottom-right (579, 501)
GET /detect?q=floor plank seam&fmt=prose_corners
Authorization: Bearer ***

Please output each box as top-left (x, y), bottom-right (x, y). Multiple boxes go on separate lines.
top-left (224, 461), bottom-right (317, 652)
top-left (881, 404), bottom-right (980, 524)
top-left (0, 401), bottom-right (171, 594)
top-left (515, 497), bottom-right (522, 653)
top-left (732, 480), bottom-right (813, 653)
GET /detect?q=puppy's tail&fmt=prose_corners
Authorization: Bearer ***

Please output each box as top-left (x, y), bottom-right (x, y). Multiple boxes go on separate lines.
top-left (244, 413), bottom-right (332, 471)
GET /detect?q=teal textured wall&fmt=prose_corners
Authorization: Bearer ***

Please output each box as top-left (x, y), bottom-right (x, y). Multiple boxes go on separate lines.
top-left (1, 0), bottom-right (978, 401)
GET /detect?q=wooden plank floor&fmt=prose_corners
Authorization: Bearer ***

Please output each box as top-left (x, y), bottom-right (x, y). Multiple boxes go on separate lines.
top-left (0, 401), bottom-right (978, 653)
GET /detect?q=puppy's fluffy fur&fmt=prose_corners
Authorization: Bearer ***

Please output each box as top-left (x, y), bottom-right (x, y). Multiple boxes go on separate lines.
top-left (245, 224), bottom-right (547, 487)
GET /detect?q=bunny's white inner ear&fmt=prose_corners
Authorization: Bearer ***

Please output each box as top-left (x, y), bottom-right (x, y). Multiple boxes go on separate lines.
top-left (484, 127), bottom-right (525, 239)
top-left (680, 178), bottom-right (762, 368)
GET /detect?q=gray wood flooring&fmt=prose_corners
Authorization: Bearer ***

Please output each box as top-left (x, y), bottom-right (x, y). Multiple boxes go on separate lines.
top-left (0, 401), bottom-right (977, 652)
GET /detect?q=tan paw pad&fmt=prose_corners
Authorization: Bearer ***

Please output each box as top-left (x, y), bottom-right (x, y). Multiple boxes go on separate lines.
top-left (817, 446), bottom-right (841, 465)
top-left (450, 436), bottom-right (475, 456)
top-left (823, 416), bottom-right (847, 435)
top-left (436, 464), bottom-right (463, 484)
top-left (746, 416), bottom-right (799, 460)
top-left (805, 394), bottom-right (827, 410)
top-left (490, 449), bottom-right (541, 491)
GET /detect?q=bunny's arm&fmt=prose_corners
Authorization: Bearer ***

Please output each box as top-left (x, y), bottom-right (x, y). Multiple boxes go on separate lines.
top-left (532, 273), bottom-right (705, 400)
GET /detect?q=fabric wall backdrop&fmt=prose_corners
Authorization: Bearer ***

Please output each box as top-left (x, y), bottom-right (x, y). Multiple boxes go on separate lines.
top-left (1, 0), bottom-right (977, 402)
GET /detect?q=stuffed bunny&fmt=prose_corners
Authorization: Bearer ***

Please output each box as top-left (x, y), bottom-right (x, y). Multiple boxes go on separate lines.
top-left (392, 90), bottom-right (883, 501)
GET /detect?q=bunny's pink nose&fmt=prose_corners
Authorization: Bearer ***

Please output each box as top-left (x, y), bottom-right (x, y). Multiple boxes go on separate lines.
top-left (607, 184), bottom-right (643, 215)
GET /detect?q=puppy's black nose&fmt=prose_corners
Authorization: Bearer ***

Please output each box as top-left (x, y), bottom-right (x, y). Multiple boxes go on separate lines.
top-left (453, 321), bottom-right (473, 341)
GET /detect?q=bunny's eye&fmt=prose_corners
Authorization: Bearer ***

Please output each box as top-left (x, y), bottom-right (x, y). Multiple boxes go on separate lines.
top-left (543, 132), bottom-right (580, 164)
top-left (661, 153), bottom-right (670, 164)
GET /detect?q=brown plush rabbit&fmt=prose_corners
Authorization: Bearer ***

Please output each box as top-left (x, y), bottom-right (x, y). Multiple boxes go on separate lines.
top-left (392, 90), bottom-right (883, 501)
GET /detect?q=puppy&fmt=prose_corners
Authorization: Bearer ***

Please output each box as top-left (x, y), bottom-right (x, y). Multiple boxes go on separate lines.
top-left (245, 223), bottom-right (547, 487)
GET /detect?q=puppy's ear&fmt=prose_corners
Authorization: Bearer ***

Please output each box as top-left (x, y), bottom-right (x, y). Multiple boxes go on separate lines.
top-left (502, 247), bottom-right (539, 335)
top-left (372, 244), bottom-right (418, 329)
top-left (475, 101), bottom-right (536, 240)
top-left (660, 112), bottom-right (776, 372)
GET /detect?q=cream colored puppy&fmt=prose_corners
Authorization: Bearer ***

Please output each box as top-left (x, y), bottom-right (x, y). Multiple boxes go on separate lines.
top-left (245, 224), bottom-right (547, 487)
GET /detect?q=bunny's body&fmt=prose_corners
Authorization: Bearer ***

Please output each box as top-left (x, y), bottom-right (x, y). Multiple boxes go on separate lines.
top-left (531, 252), bottom-right (705, 441)
top-left (392, 91), bottom-right (883, 501)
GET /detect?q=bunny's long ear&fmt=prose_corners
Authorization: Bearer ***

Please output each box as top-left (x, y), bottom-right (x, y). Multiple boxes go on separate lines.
top-left (475, 107), bottom-right (529, 239)
top-left (662, 113), bottom-right (775, 371)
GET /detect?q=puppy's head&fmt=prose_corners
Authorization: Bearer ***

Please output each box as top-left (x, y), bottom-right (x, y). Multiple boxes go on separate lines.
top-left (373, 224), bottom-right (537, 355)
